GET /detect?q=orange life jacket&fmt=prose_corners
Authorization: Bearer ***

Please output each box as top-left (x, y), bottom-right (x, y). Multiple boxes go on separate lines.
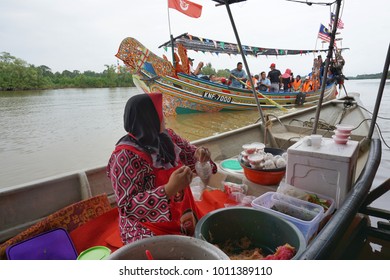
top-left (302, 80), bottom-right (313, 92)
top-left (312, 78), bottom-right (320, 91)
top-left (246, 77), bottom-right (258, 89)
top-left (291, 79), bottom-right (302, 91)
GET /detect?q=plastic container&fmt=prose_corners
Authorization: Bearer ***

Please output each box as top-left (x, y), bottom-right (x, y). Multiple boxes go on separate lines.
top-left (242, 142), bottom-right (265, 154)
top-left (308, 134), bottom-right (322, 147)
top-left (6, 228), bottom-right (78, 260)
top-left (276, 182), bottom-right (335, 218)
top-left (335, 124), bottom-right (354, 133)
top-left (251, 192), bottom-right (324, 242)
top-left (242, 166), bottom-right (286, 186)
top-left (334, 130), bottom-right (351, 138)
top-left (77, 246), bottom-right (111, 260)
top-left (332, 135), bottom-right (350, 144)
top-left (219, 158), bottom-right (243, 175)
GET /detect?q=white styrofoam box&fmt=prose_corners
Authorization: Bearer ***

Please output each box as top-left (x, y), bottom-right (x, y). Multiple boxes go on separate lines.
top-left (286, 137), bottom-right (359, 209)
top-left (252, 192), bottom-right (324, 242)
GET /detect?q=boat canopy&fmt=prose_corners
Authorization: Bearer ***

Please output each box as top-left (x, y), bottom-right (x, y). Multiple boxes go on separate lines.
top-left (212, 0), bottom-right (248, 5)
top-left (159, 33), bottom-right (330, 57)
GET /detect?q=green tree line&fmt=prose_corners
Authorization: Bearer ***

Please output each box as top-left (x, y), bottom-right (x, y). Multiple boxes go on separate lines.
top-left (2, 51), bottom-right (385, 91)
top-left (348, 72), bottom-right (390, 80)
top-left (0, 52), bottom-right (135, 91)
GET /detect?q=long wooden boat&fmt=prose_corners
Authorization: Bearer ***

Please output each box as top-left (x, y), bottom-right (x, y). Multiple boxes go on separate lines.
top-left (0, 92), bottom-right (388, 260)
top-left (115, 36), bottom-right (338, 115)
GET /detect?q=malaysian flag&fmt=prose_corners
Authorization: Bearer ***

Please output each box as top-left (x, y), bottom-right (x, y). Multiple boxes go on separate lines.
top-left (318, 24), bottom-right (331, 42)
top-left (331, 12), bottom-right (344, 29)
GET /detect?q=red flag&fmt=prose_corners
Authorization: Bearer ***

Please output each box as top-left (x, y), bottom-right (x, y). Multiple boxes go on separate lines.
top-left (168, 0), bottom-right (202, 18)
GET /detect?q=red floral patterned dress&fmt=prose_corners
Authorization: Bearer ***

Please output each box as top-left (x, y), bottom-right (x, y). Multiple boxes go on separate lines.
top-left (107, 128), bottom-right (216, 244)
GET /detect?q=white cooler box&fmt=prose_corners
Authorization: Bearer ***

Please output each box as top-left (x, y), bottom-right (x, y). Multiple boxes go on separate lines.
top-left (286, 137), bottom-right (359, 208)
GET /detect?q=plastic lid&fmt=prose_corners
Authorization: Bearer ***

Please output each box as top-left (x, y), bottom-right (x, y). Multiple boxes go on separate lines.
top-left (221, 159), bottom-right (243, 171)
top-left (77, 246), bottom-right (111, 260)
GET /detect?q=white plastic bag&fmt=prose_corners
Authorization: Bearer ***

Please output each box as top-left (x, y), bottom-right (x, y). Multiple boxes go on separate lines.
top-left (276, 181), bottom-right (308, 200)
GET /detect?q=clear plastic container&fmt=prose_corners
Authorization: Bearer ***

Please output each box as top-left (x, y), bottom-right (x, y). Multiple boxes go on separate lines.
top-left (251, 192), bottom-right (324, 242)
top-left (276, 182), bottom-right (335, 218)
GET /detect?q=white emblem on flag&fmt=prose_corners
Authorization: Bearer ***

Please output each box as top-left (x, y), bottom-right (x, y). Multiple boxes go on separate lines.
top-left (180, 0), bottom-right (189, 11)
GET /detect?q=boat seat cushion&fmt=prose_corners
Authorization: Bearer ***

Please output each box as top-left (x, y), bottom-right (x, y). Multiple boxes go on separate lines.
top-left (0, 194), bottom-right (111, 260)
top-left (69, 207), bottom-right (122, 254)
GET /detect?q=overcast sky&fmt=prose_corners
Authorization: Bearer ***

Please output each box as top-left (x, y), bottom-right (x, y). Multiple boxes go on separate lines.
top-left (1, 0), bottom-right (389, 77)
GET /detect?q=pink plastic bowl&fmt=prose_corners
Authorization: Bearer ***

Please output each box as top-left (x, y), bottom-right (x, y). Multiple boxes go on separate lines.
top-left (335, 124), bottom-right (354, 133)
top-left (332, 135), bottom-right (349, 144)
top-left (334, 130), bottom-right (351, 139)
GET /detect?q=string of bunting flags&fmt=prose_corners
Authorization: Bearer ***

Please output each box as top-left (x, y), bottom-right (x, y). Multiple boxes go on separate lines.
top-left (159, 33), bottom-right (329, 57)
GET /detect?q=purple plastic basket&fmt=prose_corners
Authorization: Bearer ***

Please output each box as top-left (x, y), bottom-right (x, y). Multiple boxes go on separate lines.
top-left (6, 228), bottom-right (78, 260)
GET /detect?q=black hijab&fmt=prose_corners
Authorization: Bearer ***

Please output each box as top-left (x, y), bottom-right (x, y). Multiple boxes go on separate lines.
top-left (118, 93), bottom-right (176, 165)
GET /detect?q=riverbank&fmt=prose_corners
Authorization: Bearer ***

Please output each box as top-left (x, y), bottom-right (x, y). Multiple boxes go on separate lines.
top-left (0, 52), bottom-right (135, 91)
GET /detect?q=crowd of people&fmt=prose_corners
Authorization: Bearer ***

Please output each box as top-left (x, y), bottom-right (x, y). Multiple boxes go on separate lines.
top-left (226, 57), bottom-right (333, 93)
top-left (179, 54), bottom-right (340, 95)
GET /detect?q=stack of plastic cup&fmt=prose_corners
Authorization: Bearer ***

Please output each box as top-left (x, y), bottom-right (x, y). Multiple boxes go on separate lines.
top-left (332, 124), bottom-right (353, 144)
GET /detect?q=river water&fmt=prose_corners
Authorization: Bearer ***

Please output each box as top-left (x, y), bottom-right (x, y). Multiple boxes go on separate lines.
top-left (1, 80), bottom-right (389, 203)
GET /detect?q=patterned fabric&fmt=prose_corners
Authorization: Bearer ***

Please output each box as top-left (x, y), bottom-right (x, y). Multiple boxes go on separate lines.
top-left (0, 194), bottom-right (111, 260)
top-left (107, 128), bottom-right (217, 244)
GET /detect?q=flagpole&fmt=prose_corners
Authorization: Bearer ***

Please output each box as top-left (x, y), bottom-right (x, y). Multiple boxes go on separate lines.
top-left (167, 1), bottom-right (176, 68)
top-left (312, 0), bottom-right (342, 134)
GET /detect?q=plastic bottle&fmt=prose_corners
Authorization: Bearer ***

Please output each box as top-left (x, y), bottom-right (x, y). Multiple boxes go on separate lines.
top-left (195, 161), bottom-right (212, 187)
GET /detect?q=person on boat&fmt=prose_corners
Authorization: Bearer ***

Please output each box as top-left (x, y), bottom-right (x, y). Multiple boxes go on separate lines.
top-left (302, 76), bottom-right (313, 93)
top-left (229, 62), bottom-right (247, 88)
top-left (291, 75), bottom-right (302, 92)
top-left (188, 57), bottom-right (204, 76)
top-left (311, 57), bottom-right (322, 90)
top-left (267, 63), bottom-right (282, 92)
top-left (280, 69), bottom-right (293, 92)
top-left (209, 74), bottom-right (228, 84)
top-left (326, 69), bottom-right (335, 85)
top-left (245, 75), bottom-right (258, 89)
top-left (106, 93), bottom-right (216, 244)
top-left (257, 71), bottom-right (271, 92)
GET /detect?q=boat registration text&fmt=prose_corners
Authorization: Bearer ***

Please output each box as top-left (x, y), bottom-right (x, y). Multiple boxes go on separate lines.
top-left (202, 92), bottom-right (232, 103)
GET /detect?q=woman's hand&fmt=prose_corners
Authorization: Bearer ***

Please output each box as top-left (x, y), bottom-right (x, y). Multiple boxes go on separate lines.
top-left (195, 147), bottom-right (211, 163)
top-left (164, 166), bottom-right (194, 198)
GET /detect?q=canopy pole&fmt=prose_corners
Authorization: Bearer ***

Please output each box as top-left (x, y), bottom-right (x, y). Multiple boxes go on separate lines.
top-left (170, 34), bottom-right (176, 68)
top-left (312, 0), bottom-right (342, 134)
top-left (222, 1), bottom-right (267, 130)
top-left (167, 4), bottom-right (176, 68)
top-left (368, 42), bottom-right (390, 140)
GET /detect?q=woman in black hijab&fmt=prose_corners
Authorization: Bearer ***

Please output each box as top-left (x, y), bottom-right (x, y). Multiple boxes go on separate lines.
top-left (107, 93), bottom-right (216, 244)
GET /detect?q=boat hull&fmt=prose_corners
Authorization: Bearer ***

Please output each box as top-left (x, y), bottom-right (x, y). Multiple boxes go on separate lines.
top-left (116, 37), bottom-right (338, 115)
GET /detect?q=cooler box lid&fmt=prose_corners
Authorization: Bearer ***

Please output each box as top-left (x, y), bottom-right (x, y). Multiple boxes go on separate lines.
top-left (6, 228), bottom-right (78, 260)
top-left (287, 137), bottom-right (359, 163)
